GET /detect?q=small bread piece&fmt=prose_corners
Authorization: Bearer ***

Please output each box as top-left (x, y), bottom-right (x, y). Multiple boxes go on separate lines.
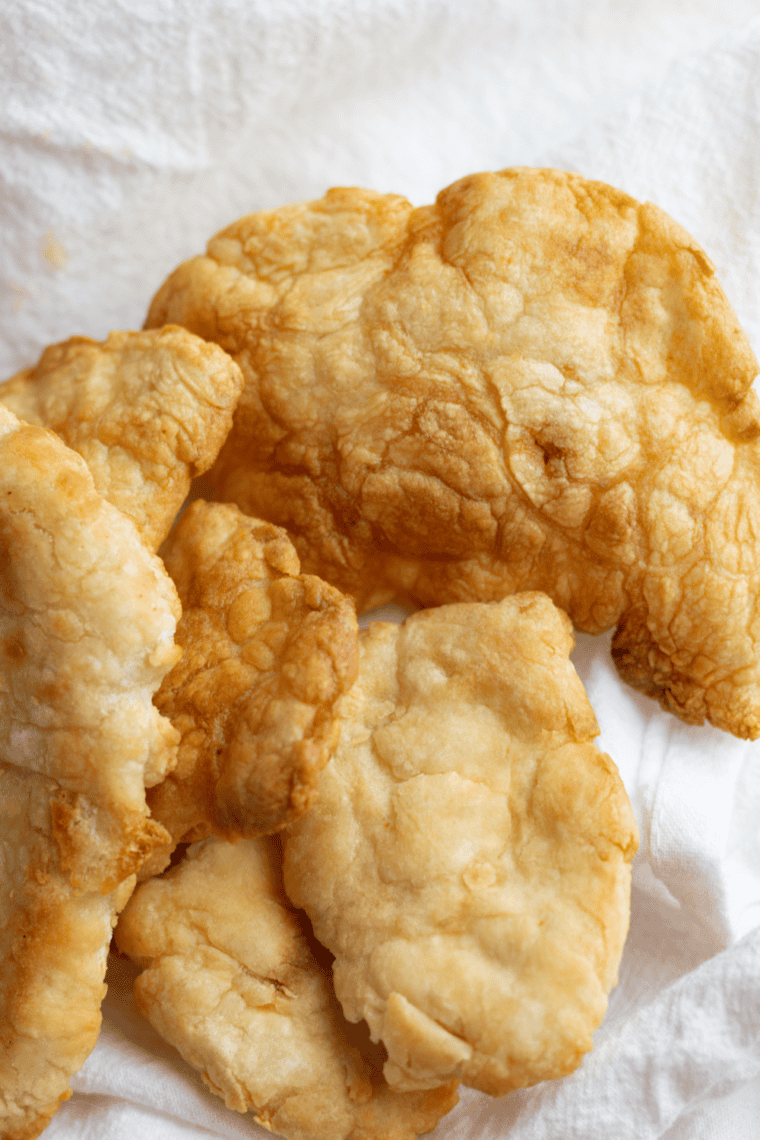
top-left (115, 835), bottom-right (459, 1140)
top-left (0, 407), bottom-right (181, 1139)
top-left (0, 326), bottom-right (243, 551)
top-left (283, 595), bottom-right (638, 1097)
top-left (146, 169), bottom-right (760, 737)
top-left (148, 500), bottom-right (359, 850)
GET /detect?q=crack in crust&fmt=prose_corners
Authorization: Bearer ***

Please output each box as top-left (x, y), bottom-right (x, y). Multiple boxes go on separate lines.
top-left (146, 168), bottom-right (760, 738)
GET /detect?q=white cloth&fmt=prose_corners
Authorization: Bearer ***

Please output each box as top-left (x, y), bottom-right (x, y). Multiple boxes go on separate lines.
top-left (4, 2), bottom-right (760, 1137)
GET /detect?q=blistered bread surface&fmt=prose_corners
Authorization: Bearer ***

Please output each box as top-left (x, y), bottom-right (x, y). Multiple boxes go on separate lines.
top-left (283, 595), bottom-right (638, 1096)
top-left (149, 500), bottom-right (358, 850)
top-left (0, 326), bottom-right (243, 551)
top-left (115, 835), bottom-right (458, 1140)
top-left (0, 407), bottom-right (181, 1138)
top-left (147, 168), bottom-right (760, 737)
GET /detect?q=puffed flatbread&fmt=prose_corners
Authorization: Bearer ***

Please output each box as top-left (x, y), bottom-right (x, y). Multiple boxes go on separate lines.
top-left (148, 500), bottom-right (358, 852)
top-left (115, 835), bottom-right (459, 1140)
top-left (283, 595), bottom-right (638, 1096)
top-left (0, 326), bottom-right (243, 551)
top-left (146, 168), bottom-right (760, 738)
top-left (0, 407), bottom-right (181, 1139)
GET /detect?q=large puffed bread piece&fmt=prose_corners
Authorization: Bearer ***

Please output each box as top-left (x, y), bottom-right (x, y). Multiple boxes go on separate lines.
top-left (283, 595), bottom-right (638, 1097)
top-left (115, 836), bottom-right (459, 1140)
top-left (0, 407), bottom-right (181, 1140)
top-left (147, 168), bottom-right (760, 738)
top-left (0, 326), bottom-right (243, 551)
top-left (148, 500), bottom-right (358, 849)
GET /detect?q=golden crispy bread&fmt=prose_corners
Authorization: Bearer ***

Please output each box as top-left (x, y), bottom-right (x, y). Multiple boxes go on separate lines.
top-left (0, 326), bottom-right (243, 551)
top-left (148, 500), bottom-right (359, 850)
top-left (146, 168), bottom-right (760, 737)
top-left (115, 835), bottom-right (459, 1140)
top-left (0, 407), bottom-right (181, 1139)
top-left (283, 596), bottom-right (638, 1097)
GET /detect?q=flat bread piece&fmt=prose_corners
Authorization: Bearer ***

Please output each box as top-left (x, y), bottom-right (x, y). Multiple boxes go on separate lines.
top-left (283, 595), bottom-right (638, 1097)
top-left (0, 326), bottom-right (243, 551)
top-left (148, 500), bottom-right (359, 851)
top-left (0, 407), bottom-right (181, 1138)
top-left (146, 168), bottom-right (760, 738)
top-left (115, 835), bottom-right (459, 1140)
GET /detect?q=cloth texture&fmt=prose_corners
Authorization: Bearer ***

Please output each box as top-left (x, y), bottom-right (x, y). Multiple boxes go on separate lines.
top-left (3, 2), bottom-right (760, 1137)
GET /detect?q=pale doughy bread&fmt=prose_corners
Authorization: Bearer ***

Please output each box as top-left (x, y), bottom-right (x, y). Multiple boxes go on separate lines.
top-left (0, 407), bottom-right (181, 1139)
top-left (283, 596), bottom-right (638, 1096)
top-left (115, 835), bottom-right (459, 1140)
top-left (148, 500), bottom-right (358, 855)
top-left (146, 168), bottom-right (760, 737)
top-left (0, 326), bottom-right (243, 551)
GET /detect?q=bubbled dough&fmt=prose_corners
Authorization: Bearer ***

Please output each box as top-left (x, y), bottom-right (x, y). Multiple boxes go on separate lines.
top-left (115, 835), bottom-right (458, 1140)
top-left (146, 168), bottom-right (760, 738)
top-left (0, 326), bottom-right (243, 551)
top-left (283, 595), bottom-right (638, 1097)
top-left (0, 406), bottom-right (181, 1139)
top-left (149, 500), bottom-right (358, 852)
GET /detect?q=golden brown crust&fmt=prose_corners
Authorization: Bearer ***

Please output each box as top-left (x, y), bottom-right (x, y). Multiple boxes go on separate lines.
top-left (0, 805), bottom-right (134, 1140)
top-left (0, 406), bottom-right (181, 1138)
top-left (146, 168), bottom-right (760, 737)
top-left (0, 326), bottom-right (243, 551)
top-left (148, 500), bottom-right (359, 850)
top-left (283, 596), bottom-right (638, 1097)
top-left (115, 836), bottom-right (458, 1140)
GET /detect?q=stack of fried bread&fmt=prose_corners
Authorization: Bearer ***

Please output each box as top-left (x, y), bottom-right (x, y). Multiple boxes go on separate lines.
top-left (2, 166), bottom-right (759, 1140)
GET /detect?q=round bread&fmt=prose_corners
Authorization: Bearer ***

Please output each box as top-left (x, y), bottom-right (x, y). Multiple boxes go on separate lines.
top-left (283, 595), bottom-right (638, 1096)
top-left (149, 499), bottom-right (359, 850)
top-left (0, 326), bottom-right (243, 551)
top-left (146, 168), bottom-right (760, 737)
top-left (116, 835), bottom-right (459, 1140)
top-left (0, 407), bottom-right (180, 1139)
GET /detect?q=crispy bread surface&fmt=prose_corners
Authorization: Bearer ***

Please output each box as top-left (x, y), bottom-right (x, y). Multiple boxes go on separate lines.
top-left (0, 326), bottom-right (243, 551)
top-left (0, 407), bottom-right (181, 1138)
top-left (148, 500), bottom-right (358, 850)
top-left (146, 169), bottom-right (760, 737)
top-left (115, 836), bottom-right (458, 1140)
top-left (283, 596), bottom-right (638, 1096)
